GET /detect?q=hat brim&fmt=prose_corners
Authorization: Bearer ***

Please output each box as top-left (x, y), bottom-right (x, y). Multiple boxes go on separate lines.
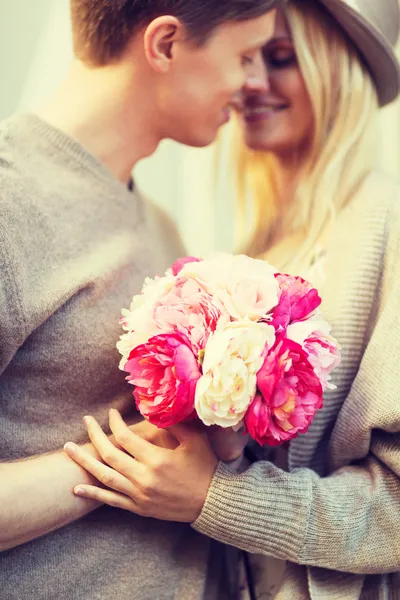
top-left (319, 0), bottom-right (400, 106)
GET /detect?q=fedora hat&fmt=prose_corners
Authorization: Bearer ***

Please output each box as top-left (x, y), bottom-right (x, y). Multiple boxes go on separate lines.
top-left (318, 0), bottom-right (400, 106)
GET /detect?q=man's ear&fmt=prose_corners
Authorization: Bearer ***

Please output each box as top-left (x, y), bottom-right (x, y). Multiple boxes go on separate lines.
top-left (144, 16), bottom-right (184, 73)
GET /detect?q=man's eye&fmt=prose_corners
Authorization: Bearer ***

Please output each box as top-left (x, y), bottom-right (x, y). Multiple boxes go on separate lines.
top-left (241, 55), bottom-right (254, 66)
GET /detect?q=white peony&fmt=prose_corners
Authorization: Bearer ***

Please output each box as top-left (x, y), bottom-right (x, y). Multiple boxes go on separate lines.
top-left (195, 321), bottom-right (276, 428)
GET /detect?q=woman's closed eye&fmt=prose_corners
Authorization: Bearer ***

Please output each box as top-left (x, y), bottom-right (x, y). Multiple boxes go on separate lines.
top-left (264, 47), bottom-right (297, 69)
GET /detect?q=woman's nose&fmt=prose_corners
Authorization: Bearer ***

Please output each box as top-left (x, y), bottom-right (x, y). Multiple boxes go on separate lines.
top-left (243, 55), bottom-right (270, 95)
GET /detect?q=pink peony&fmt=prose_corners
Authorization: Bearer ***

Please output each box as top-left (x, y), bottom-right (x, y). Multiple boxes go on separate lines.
top-left (171, 256), bottom-right (203, 276)
top-left (271, 275), bottom-right (321, 332)
top-left (153, 278), bottom-right (229, 355)
top-left (305, 334), bottom-right (341, 391)
top-left (179, 253), bottom-right (279, 321)
top-left (245, 338), bottom-right (323, 446)
top-left (124, 333), bottom-right (201, 428)
top-left (287, 319), bottom-right (341, 391)
top-left (117, 273), bottom-right (175, 369)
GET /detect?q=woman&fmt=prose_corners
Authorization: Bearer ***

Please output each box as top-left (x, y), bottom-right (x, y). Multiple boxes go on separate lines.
top-left (64, 1), bottom-right (400, 598)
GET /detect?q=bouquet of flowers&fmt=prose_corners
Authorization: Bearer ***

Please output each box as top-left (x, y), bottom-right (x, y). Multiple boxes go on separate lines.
top-left (117, 254), bottom-right (340, 447)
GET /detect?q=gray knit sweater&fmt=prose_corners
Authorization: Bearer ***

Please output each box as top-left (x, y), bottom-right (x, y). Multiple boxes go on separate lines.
top-left (193, 171), bottom-right (400, 599)
top-left (0, 114), bottom-right (228, 600)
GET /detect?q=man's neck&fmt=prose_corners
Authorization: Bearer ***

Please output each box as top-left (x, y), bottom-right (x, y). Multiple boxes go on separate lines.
top-left (36, 60), bottom-right (161, 183)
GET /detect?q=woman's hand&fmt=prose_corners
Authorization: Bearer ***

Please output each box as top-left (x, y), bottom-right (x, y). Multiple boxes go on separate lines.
top-left (63, 410), bottom-right (218, 523)
top-left (207, 425), bottom-right (249, 462)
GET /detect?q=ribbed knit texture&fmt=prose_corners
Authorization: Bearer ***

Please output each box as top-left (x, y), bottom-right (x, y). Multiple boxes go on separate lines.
top-left (0, 114), bottom-right (227, 600)
top-left (194, 171), bottom-right (400, 599)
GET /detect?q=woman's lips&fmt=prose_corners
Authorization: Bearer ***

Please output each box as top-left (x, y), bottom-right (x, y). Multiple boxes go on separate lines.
top-left (243, 104), bottom-right (288, 122)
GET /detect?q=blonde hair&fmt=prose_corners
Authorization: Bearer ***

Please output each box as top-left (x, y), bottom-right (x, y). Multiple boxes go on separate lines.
top-left (234, 0), bottom-right (379, 270)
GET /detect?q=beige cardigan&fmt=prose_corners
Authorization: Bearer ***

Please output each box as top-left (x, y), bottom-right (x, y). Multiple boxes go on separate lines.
top-left (193, 171), bottom-right (400, 600)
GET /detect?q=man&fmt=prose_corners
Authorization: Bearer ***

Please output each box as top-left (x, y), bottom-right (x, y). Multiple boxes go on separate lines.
top-left (0, 1), bottom-right (280, 599)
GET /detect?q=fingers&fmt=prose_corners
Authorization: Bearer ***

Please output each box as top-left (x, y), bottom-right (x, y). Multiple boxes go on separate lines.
top-left (129, 419), bottom-right (179, 450)
top-left (109, 409), bottom-right (172, 462)
top-left (63, 442), bottom-right (135, 496)
top-left (128, 419), bottom-right (160, 440)
top-left (83, 415), bottom-right (144, 481)
top-left (74, 485), bottom-right (142, 514)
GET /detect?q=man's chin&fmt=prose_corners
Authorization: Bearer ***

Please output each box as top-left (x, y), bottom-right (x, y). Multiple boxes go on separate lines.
top-left (172, 129), bottom-right (218, 149)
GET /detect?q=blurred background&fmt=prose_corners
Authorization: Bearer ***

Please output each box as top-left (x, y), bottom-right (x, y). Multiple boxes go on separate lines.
top-left (1, 0), bottom-right (399, 256)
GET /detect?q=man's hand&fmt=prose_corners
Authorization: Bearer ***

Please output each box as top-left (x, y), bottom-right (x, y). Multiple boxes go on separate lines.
top-left (64, 410), bottom-right (218, 523)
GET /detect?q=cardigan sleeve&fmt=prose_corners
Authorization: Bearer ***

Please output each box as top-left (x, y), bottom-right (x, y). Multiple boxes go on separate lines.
top-left (192, 205), bottom-right (400, 575)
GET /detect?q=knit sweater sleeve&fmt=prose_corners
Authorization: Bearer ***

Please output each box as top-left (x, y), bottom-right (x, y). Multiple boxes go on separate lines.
top-left (193, 203), bottom-right (400, 576)
top-left (193, 314), bottom-right (400, 573)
